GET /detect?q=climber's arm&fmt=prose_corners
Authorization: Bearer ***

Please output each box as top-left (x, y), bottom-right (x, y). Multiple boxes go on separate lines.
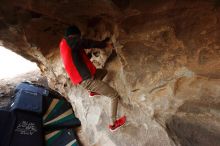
top-left (80, 38), bottom-right (110, 49)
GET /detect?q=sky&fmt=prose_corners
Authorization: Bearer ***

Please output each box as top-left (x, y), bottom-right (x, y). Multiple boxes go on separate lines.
top-left (0, 46), bottom-right (39, 79)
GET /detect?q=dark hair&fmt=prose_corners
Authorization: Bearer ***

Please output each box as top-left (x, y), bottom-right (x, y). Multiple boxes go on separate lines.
top-left (65, 25), bottom-right (81, 37)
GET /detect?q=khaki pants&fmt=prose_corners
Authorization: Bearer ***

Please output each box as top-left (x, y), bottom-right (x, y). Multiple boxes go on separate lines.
top-left (80, 69), bottom-right (119, 124)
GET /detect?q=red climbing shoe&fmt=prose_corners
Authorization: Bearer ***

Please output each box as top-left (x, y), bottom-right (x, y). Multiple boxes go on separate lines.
top-left (109, 116), bottom-right (126, 132)
top-left (89, 91), bottom-right (100, 97)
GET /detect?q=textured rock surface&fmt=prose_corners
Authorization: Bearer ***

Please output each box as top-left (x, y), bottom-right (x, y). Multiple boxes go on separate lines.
top-left (0, 0), bottom-right (220, 145)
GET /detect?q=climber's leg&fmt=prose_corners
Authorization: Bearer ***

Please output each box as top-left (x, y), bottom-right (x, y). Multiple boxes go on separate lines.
top-left (94, 69), bottom-right (107, 80)
top-left (87, 69), bottom-right (108, 97)
top-left (80, 79), bottom-right (119, 124)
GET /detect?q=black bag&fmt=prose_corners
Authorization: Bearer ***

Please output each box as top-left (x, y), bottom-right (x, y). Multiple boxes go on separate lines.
top-left (14, 82), bottom-right (81, 130)
top-left (0, 89), bottom-right (44, 146)
top-left (9, 110), bottom-right (44, 146)
top-left (0, 110), bottom-right (15, 146)
top-left (0, 82), bottom-right (81, 146)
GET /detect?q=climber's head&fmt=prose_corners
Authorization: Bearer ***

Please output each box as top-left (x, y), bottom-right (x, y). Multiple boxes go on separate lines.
top-left (65, 25), bottom-right (81, 37)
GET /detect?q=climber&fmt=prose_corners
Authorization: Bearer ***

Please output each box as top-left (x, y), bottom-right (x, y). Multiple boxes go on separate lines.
top-left (59, 25), bottom-right (126, 132)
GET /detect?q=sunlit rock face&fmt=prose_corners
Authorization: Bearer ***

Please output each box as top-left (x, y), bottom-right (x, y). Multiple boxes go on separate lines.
top-left (0, 0), bottom-right (220, 145)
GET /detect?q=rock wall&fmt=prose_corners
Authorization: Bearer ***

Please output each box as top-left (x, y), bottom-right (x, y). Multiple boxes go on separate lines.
top-left (0, 0), bottom-right (220, 146)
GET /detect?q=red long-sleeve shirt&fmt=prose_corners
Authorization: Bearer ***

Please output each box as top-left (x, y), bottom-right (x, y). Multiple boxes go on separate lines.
top-left (60, 36), bottom-right (106, 84)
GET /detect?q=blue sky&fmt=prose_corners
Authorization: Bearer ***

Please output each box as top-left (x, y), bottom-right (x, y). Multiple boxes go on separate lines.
top-left (0, 46), bottom-right (39, 79)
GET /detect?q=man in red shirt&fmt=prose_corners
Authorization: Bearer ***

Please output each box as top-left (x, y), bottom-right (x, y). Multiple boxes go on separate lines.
top-left (60, 25), bottom-right (126, 131)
